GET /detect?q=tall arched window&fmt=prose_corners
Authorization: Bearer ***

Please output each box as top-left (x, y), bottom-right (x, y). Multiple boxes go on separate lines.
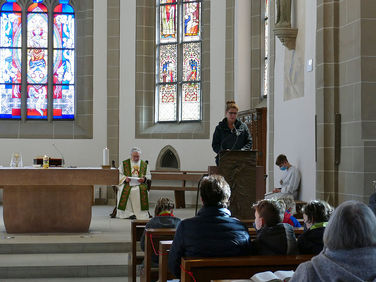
top-left (263, 0), bottom-right (269, 97)
top-left (0, 0), bottom-right (75, 120)
top-left (0, 1), bottom-right (22, 118)
top-left (156, 0), bottom-right (201, 122)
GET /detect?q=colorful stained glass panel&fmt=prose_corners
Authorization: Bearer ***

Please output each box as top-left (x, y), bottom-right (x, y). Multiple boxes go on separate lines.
top-left (159, 44), bottom-right (177, 83)
top-left (54, 4), bottom-right (74, 14)
top-left (2, 3), bottom-right (21, 12)
top-left (27, 48), bottom-right (48, 84)
top-left (183, 2), bottom-right (200, 41)
top-left (0, 84), bottom-right (21, 119)
top-left (0, 48), bottom-right (21, 83)
top-left (28, 3), bottom-right (48, 13)
top-left (53, 85), bottom-right (74, 119)
top-left (53, 13), bottom-right (74, 49)
top-left (160, 4), bottom-right (177, 43)
top-left (183, 42), bottom-right (200, 81)
top-left (53, 49), bottom-right (74, 84)
top-left (158, 84), bottom-right (176, 121)
top-left (0, 10), bottom-right (21, 48)
top-left (27, 9), bottom-right (48, 48)
top-left (160, 0), bottom-right (177, 4)
top-left (181, 83), bottom-right (200, 120)
top-left (27, 84), bottom-right (47, 119)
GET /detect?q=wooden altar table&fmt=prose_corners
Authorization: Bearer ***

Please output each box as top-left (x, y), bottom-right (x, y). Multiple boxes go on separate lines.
top-left (0, 167), bottom-right (118, 233)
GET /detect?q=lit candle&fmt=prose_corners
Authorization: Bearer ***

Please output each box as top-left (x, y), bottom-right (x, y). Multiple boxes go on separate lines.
top-left (103, 147), bottom-right (109, 166)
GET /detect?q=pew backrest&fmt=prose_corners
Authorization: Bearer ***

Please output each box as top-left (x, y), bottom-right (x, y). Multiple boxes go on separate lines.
top-left (150, 170), bottom-right (206, 208)
top-left (130, 219), bottom-right (149, 282)
top-left (181, 254), bottom-right (314, 282)
top-left (144, 228), bottom-right (176, 282)
top-left (159, 240), bottom-right (174, 282)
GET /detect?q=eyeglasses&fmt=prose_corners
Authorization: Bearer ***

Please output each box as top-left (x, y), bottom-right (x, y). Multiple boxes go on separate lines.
top-left (228, 112), bottom-right (238, 115)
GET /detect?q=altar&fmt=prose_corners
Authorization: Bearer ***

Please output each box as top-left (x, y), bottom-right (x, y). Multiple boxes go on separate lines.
top-left (0, 167), bottom-right (119, 233)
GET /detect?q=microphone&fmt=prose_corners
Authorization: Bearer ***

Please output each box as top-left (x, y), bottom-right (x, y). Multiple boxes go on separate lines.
top-left (52, 143), bottom-right (65, 167)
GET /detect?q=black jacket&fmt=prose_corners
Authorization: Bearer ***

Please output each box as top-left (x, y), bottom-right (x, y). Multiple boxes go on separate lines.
top-left (168, 206), bottom-right (251, 278)
top-left (297, 227), bottom-right (325, 255)
top-left (252, 223), bottom-right (298, 255)
top-left (212, 118), bottom-right (252, 165)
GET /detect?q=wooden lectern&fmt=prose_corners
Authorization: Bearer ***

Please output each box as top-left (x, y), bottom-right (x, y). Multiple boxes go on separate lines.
top-left (216, 150), bottom-right (257, 219)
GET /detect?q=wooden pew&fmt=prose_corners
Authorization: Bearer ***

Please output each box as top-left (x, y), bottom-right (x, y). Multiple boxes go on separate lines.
top-left (248, 227), bottom-right (304, 239)
top-left (150, 170), bottom-right (206, 208)
top-left (142, 228), bottom-right (177, 282)
top-left (129, 219), bottom-right (149, 282)
top-left (180, 254), bottom-right (314, 282)
top-left (159, 240), bottom-right (174, 282)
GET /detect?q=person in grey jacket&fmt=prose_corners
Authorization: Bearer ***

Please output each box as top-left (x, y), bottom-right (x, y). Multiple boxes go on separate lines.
top-left (212, 101), bottom-right (252, 165)
top-left (291, 200), bottom-right (376, 282)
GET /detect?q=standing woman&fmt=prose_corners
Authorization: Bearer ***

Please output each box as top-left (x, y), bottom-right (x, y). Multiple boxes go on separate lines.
top-left (212, 101), bottom-right (252, 165)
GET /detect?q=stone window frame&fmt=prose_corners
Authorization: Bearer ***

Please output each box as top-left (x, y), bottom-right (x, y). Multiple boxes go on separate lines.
top-left (135, 0), bottom-right (210, 139)
top-left (155, 145), bottom-right (180, 171)
top-left (155, 0), bottom-right (202, 123)
top-left (261, 0), bottom-right (269, 98)
top-left (0, 0), bottom-right (93, 139)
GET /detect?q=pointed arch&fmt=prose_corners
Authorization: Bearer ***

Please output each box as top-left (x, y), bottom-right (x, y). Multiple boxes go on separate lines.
top-left (156, 145), bottom-right (180, 170)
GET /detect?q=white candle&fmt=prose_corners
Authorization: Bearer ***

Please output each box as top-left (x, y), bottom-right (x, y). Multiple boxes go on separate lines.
top-left (103, 147), bottom-right (109, 166)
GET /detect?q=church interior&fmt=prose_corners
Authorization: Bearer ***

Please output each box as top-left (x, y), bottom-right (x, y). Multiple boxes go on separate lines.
top-left (0, 0), bottom-right (375, 281)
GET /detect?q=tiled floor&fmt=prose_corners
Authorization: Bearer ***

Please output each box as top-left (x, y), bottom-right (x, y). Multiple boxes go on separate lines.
top-left (0, 205), bottom-right (197, 245)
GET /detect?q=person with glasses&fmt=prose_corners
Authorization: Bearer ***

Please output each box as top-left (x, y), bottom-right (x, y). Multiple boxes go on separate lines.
top-left (212, 100), bottom-right (252, 165)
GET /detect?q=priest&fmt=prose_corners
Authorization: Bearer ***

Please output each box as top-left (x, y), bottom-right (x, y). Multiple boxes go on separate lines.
top-left (116, 147), bottom-right (151, 219)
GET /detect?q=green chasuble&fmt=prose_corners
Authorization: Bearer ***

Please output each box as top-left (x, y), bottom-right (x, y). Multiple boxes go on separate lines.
top-left (117, 159), bottom-right (149, 211)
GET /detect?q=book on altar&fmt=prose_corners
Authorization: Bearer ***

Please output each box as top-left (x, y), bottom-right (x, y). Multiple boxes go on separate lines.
top-left (250, 270), bottom-right (294, 282)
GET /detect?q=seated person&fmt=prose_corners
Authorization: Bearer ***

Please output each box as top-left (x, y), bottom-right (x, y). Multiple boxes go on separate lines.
top-left (267, 154), bottom-right (301, 199)
top-left (116, 147), bottom-right (151, 219)
top-left (297, 200), bottom-right (332, 255)
top-left (252, 199), bottom-right (298, 255)
top-left (168, 175), bottom-right (251, 278)
top-left (279, 195), bottom-right (301, 227)
top-left (140, 197), bottom-right (181, 266)
top-left (291, 201), bottom-right (376, 282)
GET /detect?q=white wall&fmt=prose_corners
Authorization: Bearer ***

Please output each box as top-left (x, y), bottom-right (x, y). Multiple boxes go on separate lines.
top-left (119, 0), bottom-right (227, 205)
top-left (0, 0), bottom-right (107, 201)
top-left (273, 0), bottom-right (316, 201)
top-left (234, 0), bottom-right (251, 111)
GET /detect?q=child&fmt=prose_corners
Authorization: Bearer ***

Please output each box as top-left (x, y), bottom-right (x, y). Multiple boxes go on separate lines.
top-left (252, 199), bottom-right (298, 255)
top-left (297, 200), bottom-right (332, 254)
top-left (140, 197), bottom-right (181, 265)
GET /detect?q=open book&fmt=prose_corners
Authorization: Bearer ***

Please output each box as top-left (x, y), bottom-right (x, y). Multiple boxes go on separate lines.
top-left (250, 270), bottom-right (294, 282)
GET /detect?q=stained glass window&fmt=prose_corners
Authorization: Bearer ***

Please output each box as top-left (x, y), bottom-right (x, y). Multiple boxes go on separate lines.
top-left (0, 2), bottom-right (21, 119)
top-left (263, 0), bottom-right (269, 97)
top-left (156, 0), bottom-right (201, 122)
top-left (53, 3), bottom-right (75, 119)
top-left (0, 0), bottom-right (75, 120)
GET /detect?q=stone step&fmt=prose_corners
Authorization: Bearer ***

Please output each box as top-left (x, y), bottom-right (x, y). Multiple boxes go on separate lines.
top-left (0, 253), bottom-right (129, 279)
top-left (0, 242), bottom-right (131, 254)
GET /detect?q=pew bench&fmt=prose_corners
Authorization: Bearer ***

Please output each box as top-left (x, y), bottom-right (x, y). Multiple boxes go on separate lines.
top-left (150, 170), bottom-right (207, 208)
top-left (159, 240), bottom-right (175, 282)
top-left (180, 255), bottom-right (314, 282)
top-left (129, 219), bottom-right (149, 282)
top-left (142, 228), bottom-right (177, 282)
